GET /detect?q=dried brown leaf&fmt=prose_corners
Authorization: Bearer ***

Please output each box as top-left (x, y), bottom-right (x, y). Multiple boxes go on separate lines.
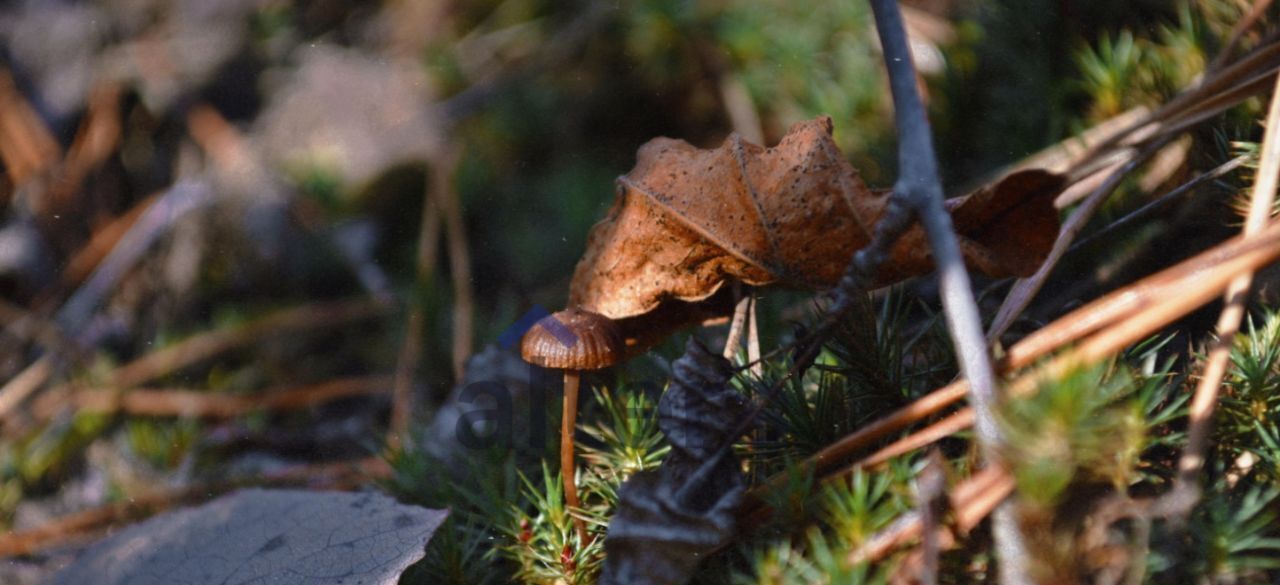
top-left (569, 117), bottom-right (1061, 348)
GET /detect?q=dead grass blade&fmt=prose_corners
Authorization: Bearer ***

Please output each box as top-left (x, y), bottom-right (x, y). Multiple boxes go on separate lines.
top-left (45, 84), bottom-right (122, 213)
top-left (0, 68), bottom-right (60, 190)
top-left (388, 157), bottom-right (444, 447)
top-left (435, 148), bottom-right (474, 382)
top-left (1165, 73), bottom-right (1280, 518)
top-left (49, 375), bottom-right (391, 420)
top-left (745, 214), bottom-right (1280, 531)
top-left (987, 137), bottom-right (1170, 342)
top-left (60, 192), bottom-right (160, 289)
top-left (1, 299), bottom-right (387, 433)
top-left (108, 299), bottom-right (384, 390)
top-left (1207, 0), bottom-right (1275, 73)
top-left (850, 466), bottom-right (1015, 564)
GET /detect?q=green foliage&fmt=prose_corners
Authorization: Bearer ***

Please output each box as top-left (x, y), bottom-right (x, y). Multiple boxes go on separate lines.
top-left (579, 386), bottom-right (668, 494)
top-left (1150, 486), bottom-right (1280, 581)
top-left (715, 0), bottom-right (887, 157)
top-left (497, 385), bottom-right (665, 583)
top-left (998, 343), bottom-right (1184, 507)
top-left (124, 419), bottom-right (201, 470)
top-left (738, 467), bottom-right (909, 585)
top-left (384, 439), bottom-right (521, 585)
top-left (1074, 4), bottom-right (1204, 121)
top-left (1216, 310), bottom-right (1280, 482)
top-left (753, 290), bottom-right (954, 465)
top-left (503, 464), bottom-right (607, 584)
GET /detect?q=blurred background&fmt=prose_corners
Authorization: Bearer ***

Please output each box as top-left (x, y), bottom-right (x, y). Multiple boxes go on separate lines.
top-left (0, 0), bottom-right (1252, 581)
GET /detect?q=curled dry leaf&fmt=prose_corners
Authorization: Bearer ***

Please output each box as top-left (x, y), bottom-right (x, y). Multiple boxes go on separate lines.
top-left (569, 116), bottom-right (1062, 349)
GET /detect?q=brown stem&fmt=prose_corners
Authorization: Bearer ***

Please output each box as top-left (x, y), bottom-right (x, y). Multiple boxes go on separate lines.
top-left (562, 371), bottom-right (588, 542)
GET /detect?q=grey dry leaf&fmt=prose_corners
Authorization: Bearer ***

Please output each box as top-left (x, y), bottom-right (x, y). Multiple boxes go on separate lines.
top-left (51, 489), bottom-right (448, 585)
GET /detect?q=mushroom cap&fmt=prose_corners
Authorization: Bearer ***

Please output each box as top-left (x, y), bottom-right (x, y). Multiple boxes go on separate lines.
top-left (521, 308), bottom-right (624, 370)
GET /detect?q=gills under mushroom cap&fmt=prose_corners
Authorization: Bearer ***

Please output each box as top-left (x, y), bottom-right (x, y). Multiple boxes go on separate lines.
top-left (521, 308), bottom-right (624, 370)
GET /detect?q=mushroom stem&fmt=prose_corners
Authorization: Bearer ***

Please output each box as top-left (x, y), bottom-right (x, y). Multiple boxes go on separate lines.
top-left (561, 371), bottom-right (588, 542)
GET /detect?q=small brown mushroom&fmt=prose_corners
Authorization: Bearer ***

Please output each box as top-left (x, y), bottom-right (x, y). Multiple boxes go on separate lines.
top-left (521, 308), bottom-right (624, 542)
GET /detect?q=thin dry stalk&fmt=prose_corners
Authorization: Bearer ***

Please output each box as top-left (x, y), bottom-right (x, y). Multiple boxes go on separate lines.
top-left (0, 357), bottom-right (54, 425)
top-left (722, 285), bottom-right (750, 359)
top-left (45, 84), bottom-right (123, 212)
top-left (988, 138), bottom-right (1170, 342)
top-left (60, 193), bottom-right (160, 289)
top-left (1208, 0), bottom-right (1277, 75)
top-left (107, 299), bottom-right (384, 390)
top-left (1167, 74), bottom-right (1280, 517)
top-left (851, 466), bottom-right (1014, 564)
top-left (746, 292), bottom-right (762, 377)
top-left (55, 375), bottom-right (392, 419)
top-left (389, 155), bottom-right (444, 446)
top-left (916, 452), bottom-right (948, 585)
top-left (1014, 221), bottom-right (1280, 396)
top-left (1071, 155), bottom-right (1249, 252)
top-left (840, 408), bottom-right (974, 474)
top-left (0, 68), bottom-right (60, 189)
top-left (434, 148), bottom-right (474, 381)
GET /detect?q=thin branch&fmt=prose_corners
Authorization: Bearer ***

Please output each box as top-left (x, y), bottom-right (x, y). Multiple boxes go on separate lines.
top-left (1207, 0), bottom-right (1276, 74)
top-left (866, 1), bottom-right (1027, 580)
top-left (869, 0), bottom-right (999, 459)
top-left (1069, 155), bottom-right (1248, 252)
top-left (742, 214), bottom-right (1280, 555)
top-left (52, 376), bottom-right (392, 419)
top-left (988, 137), bottom-right (1171, 342)
top-left (435, 148), bottom-right (474, 382)
top-left (1164, 74), bottom-right (1280, 520)
top-left (916, 451), bottom-right (948, 585)
top-left (55, 180), bottom-right (215, 332)
top-left (5, 299), bottom-right (386, 432)
top-left (389, 154), bottom-right (444, 446)
top-left (851, 466), bottom-right (1015, 564)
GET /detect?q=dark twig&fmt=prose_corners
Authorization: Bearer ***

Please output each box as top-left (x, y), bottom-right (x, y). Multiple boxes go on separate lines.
top-left (917, 451), bottom-right (948, 585)
top-left (864, 1), bottom-right (1028, 580)
top-left (1069, 155), bottom-right (1249, 253)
